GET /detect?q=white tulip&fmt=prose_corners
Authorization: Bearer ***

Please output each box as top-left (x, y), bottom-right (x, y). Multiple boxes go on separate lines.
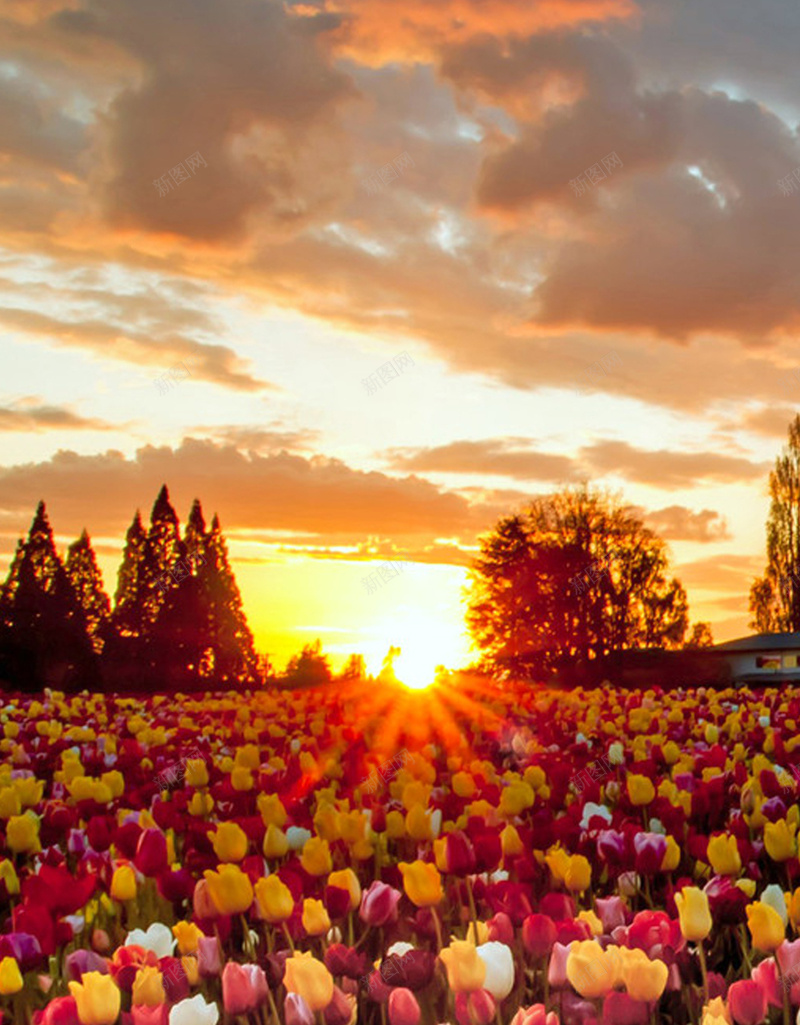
top-left (580, 803), bottom-right (612, 829)
top-left (387, 941), bottom-right (415, 958)
top-left (762, 883), bottom-right (788, 925)
top-left (169, 994), bottom-right (220, 1025)
top-left (608, 743), bottom-right (625, 766)
top-left (125, 922), bottom-right (175, 958)
top-left (286, 826), bottom-right (312, 850)
top-left (477, 941), bottom-right (514, 1000)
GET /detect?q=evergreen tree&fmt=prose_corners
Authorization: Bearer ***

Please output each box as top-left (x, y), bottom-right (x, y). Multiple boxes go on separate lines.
top-left (184, 498), bottom-right (207, 570)
top-left (201, 514), bottom-right (259, 684)
top-left (148, 574), bottom-right (216, 690)
top-left (66, 530), bottom-right (111, 652)
top-left (0, 503), bottom-right (96, 691)
top-left (135, 485), bottom-right (184, 626)
top-left (112, 511), bottom-right (147, 638)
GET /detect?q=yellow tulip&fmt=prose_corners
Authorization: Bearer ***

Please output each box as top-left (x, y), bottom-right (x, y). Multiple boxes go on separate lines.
top-left (230, 767), bottom-right (254, 792)
top-left (564, 855), bottom-right (592, 894)
top-left (675, 886), bottom-right (712, 942)
top-left (0, 788), bottom-right (21, 819)
top-left (439, 940), bottom-right (487, 992)
top-left (263, 823), bottom-right (289, 859)
top-left (131, 965), bottom-right (165, 1007)
top-left (386, 810), bottom-right (405, 839)
top-left (6, 812), bottom-right (40, 854)
top-left (181, 955), bottom-right (200, 986)
top-left (184, 758), bottom-right (209, 787)
top-left (545, 847), bottom-right (570, 885)
top-left (619, 947), bottom-right (668, 1001)
top-left (110, 865), bottom-right (137, 902)
top-left (0, 957), bottom-right (23, 996)
top-left (187, 792), bottom-right (214, 816)
top-left (578, 910), bottom-right (604, 937)
top-left (627, 775), bottom-right (656, 806)
top-left (203, 864), bottom-right (254, 916)
top-left (707, 835), bottom-right (741, 876)
top-left (172, 921), bottom-right (205, 955)
top-left (254, 875), bottom-right (294, 923)
top-left (399, 860), bottom-right (443, 907)
top-left (764, 819), bottom-right (797, 862)
top-left (300, 837), bottom-right (332, 876)
top-left (661, 835), bottom-right (681, 872)
top-left (453, 772), bottom-right (476, 798)
top-left (302, 898), bottom-right (331, 936)
top-left (0, 859), bottom-right (20, 896)
top-left (747, 900), bottom-right (786, 952)
top-left (210, 822), bottom-right (249, 863)
top-left (328, 868), bottom-right (361, 911)
top-left (68, 971), bottom-right (121, 1025)
top-left (283, 951), bottom-right (334, 1011)
top-left (566, 941), bottom-right (617, 999)
top-left (258, 793), bottom-right (287, 828)
top-left (501, 824), bottom-right (523, 857)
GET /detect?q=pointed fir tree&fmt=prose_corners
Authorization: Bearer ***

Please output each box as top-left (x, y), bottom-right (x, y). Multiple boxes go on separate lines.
top-left (184, 498), bottom-right (207, 570)
top-left (112, 511), bottom-right (147, 638)
top-left (201, 514), bottom-right (259, 685)
top-left (135, 484), bottom-right (184, 626)
top-left (0, 503), bottom-right (96, 691)
top-left (66, 530), bottom-right (111, 652)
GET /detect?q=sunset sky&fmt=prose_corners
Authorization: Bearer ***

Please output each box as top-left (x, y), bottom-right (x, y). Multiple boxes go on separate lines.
top-left (1, 0), bottom-right (799, 675)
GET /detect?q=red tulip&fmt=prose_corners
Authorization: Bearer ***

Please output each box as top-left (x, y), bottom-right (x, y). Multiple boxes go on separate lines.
top-left (455, 990), bottom-right (495, 1025)
top-left (134, 829), bottom-right (168, 877)
top-left (601, 991), bottom-right (649, 1025)
top-left (727, 980), bottom-right (768, 1025)
top-left (522, 915), bottom-right (557, 959)
top-left (36, 996), bottom-right (80, 1025)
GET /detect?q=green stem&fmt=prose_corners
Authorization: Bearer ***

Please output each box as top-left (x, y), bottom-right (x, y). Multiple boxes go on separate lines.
top-left (697, 941), bottom-right (709, 1007)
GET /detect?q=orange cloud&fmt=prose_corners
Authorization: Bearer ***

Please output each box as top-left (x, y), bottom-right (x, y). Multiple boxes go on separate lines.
top-left (326, 0), bottom-right (637, 65)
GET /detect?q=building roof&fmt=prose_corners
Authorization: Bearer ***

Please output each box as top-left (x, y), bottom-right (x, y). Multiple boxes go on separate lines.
top-left (714, 632), bottom-right (800, 653)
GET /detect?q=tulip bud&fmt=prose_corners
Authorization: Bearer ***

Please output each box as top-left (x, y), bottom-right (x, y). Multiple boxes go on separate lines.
top-left (454, 989), bottom-right (495, 1025)
top-left (285, 992), bottom-right (315, 1025)
top-left (388, 987), bottom-right (421, 1025)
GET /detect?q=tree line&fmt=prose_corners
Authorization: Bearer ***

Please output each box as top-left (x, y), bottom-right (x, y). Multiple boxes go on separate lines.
top-left (0, 485), bottom-right (260, 692)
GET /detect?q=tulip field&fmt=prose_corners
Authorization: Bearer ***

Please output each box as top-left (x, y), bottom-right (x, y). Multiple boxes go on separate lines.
top-left (3, 679), bottom-right (800, 1025)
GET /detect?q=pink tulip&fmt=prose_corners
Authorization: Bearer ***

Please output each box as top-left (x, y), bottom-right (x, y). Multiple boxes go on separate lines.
top-left (596, 897), bottom-right (627, 933)
top-left (359, 881), bottom-right (401, 927)
top-left (546, 942), bottom-right (571, 988)
top-left (388, 988), bottom-right (421, 1025)
top-left (222, 961), bottom-right (257, 1015)
top-left (197, 937), bottom-right (221, 978)
top-left (285, 993), bottom-right (314, 1025)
